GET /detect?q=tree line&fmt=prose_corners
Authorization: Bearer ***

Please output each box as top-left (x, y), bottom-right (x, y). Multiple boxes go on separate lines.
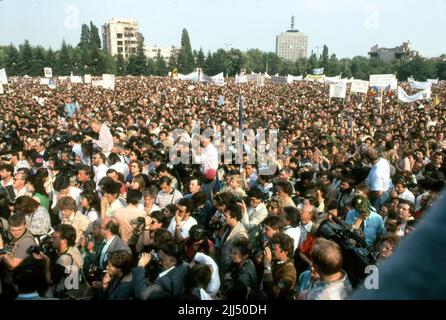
top-left (1, 23), bottom-right (445, 81)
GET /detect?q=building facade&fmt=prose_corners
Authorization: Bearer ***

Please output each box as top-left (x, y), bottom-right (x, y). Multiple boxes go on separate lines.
top-left (276, 30), bottom-right (308, 62)
top-left (144, 45), bottom-right (179, 61)
top-left (102, 18), bottom-right (141, 59)
top-left (369, 42), bottom-right (418, 63)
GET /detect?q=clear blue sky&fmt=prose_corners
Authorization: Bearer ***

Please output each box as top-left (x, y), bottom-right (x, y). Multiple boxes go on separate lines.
top-left (0, 0), bottom-right (445, 58)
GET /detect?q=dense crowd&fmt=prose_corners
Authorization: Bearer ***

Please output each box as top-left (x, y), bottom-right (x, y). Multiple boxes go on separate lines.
top-left (0, 76), bottom-right (445, 300)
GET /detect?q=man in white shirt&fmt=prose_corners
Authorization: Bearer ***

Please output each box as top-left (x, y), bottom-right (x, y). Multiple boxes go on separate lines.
top-left (365, 149), bottom-right (392, 211)
top-left (394, 177), bottom-right (415, 205)
top-left (156, 176), bottom-right (183, 209)
top-left (194, 132), bottom-right (219, 200)
top-left (85, 119), bottom-right (114, 156)
top-left (92, 152), bottom-right (109, 189)
top-left (167, 198), bottom-right (197, 241)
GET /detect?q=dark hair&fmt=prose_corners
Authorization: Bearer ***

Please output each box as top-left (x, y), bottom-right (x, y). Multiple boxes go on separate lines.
top-left (14, 196), bottom-right (39, 215)
top-left (28, 174), bottom-right (48, 196)
top-left (9, 213), bottom-right (27, 227)
top-left (107, 153), bottom-right (122, 166)
top-left (247, 187), bottom-right (266, 201)
top-left (213, 191), bottom-right (234, 208)
top-left (53, 175), bottom-right (70, 192)
top-left (54, 224), bottom-right (77, 247)
top-left (13, 259), bottom-right (46, 294)
top-left (224, 202), bottom-right (242, 221)
top-left (105, 218), bottom-right (120, 235)
top-left (153, 228), bottom-right (174, 248)
top-left (159, 176), bottom-right (172, 186)
top-left (80, 190), bottom-right (100, 213)
top-left (262, 215), bottom-right (285, 231)
top-left (108, 250), bottom-right (134, 275)
top-left (160, 240), bottom-right (183, 266)
top-left (0, 164), bottom-right (14, 174)
top-left (232, 237), bottom-right (252, 257)
top-left (283, 206), bottom-right (299, 227)
top-left (93, 151), bottom-right (106, 163)
top-left (275, 179), bottom-right (293, 196)
top-left (101, 179), bottom-right (121, 197)
top-left (177, 198), bottom-right (194, 215)
top-left (271, 232), bottom-right (294, 258)
top-left (77, 165), bottom-right (92, 178)
top-left (191, 191), bottom-right (207, 208)
top-left (185, 264), bottom-right (212, 292)
top-left (126, 189), bottom-right (142, 205)
top-left (151, 210), bottom-right (168, 228)
top-left (58, 196), bottom-right (77, 212)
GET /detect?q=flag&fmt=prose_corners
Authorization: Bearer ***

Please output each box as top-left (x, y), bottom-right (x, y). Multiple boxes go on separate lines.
top-left (434, 95), bottom-right (441, 106)
top-left (369, 86), bottom-right (378, 97)
top-left (172, 68), bottom-right (178, 78)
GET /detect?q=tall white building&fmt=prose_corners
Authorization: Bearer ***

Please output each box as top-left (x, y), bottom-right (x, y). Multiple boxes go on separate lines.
top-left (102, 18), bottom-right (141, 59)
top-left (276, 16), bottom-right (308, 62)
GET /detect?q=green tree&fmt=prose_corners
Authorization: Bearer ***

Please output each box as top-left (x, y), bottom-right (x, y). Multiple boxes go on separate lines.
top-left (127, 40), bottom-right (148, 75)
top-left (115, 53), bottom-right (127, 76)
top-left (154, 51), bottom-right (168, 76)
top-left (436, 59), bottom-right (446, 80)
top-left (308, 52), bottom-right (319, 73)
top-left (56, 40), bottom-right (72, 76)
top-left (90, 22), bottom-right (102, 48)
top-left (167, 52), bottom-right (177, 72)
top-left (226, 48), bottom-right (246, 76)
top-left (78, 24), bottom-right (91, 48)
top-left (320, 44), bottom-right (329, 69)
top-left (244, 49), bottom-right (264, 73)
top-left (264, 52), bottom-right (281, 75)
top-left (18, 40), bottom-right (33, 76)
top-left (31, 46), bottom-right (46, 76)
top-left (396, 56), bottom-right (437, 81)
top-left (196, 48), bottom-right (206, 69)
top-left (4, 44), bottom-right (20, 75)
top-left (177, 28), bottom-right (194, 73)
top-left (45, 48), bottom-right (56, 71)
top-left (203, 51), bottom-right (213, 75)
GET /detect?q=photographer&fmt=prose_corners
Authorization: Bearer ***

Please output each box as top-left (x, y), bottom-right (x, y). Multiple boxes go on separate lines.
top-left (134, 210), bottom-right (168, 254)
top-left (345, 195), bottom-right (384, 247)
top-left (84, 119), bottom-right (113, 157)
top-left (262, 232), bottom-right (297, 300)
top-left (13, 196), bottom-right (51, 238)
top-left (240, 188), bottom-right (268, 244)
top-left (303, 238), bottom-right (352, 300)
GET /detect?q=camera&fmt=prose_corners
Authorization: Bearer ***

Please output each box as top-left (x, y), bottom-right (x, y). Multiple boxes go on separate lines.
top-left (0, 246), bottom-right (12, 255)
top-left (27, 245), bottom-right (44, 255)
top-left (316, 217), bottom-right (378, 288)
top-left (136, 216), bottom-right (146, 227)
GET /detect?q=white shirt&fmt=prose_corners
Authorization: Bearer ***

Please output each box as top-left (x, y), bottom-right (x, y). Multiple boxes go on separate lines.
top-left (366, 158), bottom-right (391, 192)
top-left (196, 143), bottom-right (219, 173)
top-left (72, 143), bottom-right (84, 160)
top-left (167, 216), bottom-right (198, 239)
top-left (94, 163), bottom-right (109, 187)
top-left (109, 162), bottom-right (130, 180)
top-left (397, 188), bottom-right (416, 205)
top-left (193, 252), bottom-right (220, 296)
top-left (284, 225), bottom-right (301, 252)
top-left (93, 124), bottom-right (114, 154)
top-left (158, 266), bottom-right (175, 279)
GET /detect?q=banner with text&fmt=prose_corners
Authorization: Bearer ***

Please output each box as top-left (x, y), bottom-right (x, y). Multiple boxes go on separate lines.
top-left (397, 86), bottom-right (431, 103)
top-left (329, 83), bottom-right (347, 99)
top-left (350, 80), bottom-right (370, 94)
top-left (44, 67), bottom-right (53, 78)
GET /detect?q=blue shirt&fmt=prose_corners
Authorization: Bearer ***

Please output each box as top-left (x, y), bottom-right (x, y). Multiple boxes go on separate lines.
top-left (345, 208), bottom-right (384, 247)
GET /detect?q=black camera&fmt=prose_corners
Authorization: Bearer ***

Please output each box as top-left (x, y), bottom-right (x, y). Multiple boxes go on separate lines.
top-left (136, 216), bottom-right (146, 226)
top-left (0, 246), bottom-right (12, 255)
top-left (27, 245), bottom-right (44, 255)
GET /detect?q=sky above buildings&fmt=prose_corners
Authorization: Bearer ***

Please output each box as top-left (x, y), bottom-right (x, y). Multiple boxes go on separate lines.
top-left (0, 0), bottom-right (445, 58)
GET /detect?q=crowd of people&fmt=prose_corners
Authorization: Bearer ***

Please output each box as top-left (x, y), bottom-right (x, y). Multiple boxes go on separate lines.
top-left (0, 75), bottom-right (445, 300)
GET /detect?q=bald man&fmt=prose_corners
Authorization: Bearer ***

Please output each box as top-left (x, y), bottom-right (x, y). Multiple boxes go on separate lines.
top-left (365, 148), bottom-right (392, 211)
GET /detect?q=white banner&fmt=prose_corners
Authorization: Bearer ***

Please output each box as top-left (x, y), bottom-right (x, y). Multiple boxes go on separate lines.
top-left (369, 74), bottom-right (396, 88)
top-left (427, 79), bottom-right (439, 85)
top-left (40, 78), bottom-right (50, 85)
top-left (210, 72), bottom-right (225, 86)
top-left (329, 83), bottom-right (347, 99)
top-left (257, 75), bottom-right (265, 87)
top-left (44, 67), bottom-right (53, 78)
top-left (246, 74), bottom-right (259, 82)
top-left (84, 74), bottom-right (92, 84)
top-left (92, 80), bottom-right (103, 87)
top-left (397, 86), bottom-right (431, 103)
top-left (271, 76), bottom-right (288, 84)
top-left (350, 80), bottom-right (369, 94)
top-left (313, 68), bottom-right (324, 75)
top-left (0, 84), bottom-right (3, 95)
top-left (0, 68), bottom-right (8, 85)
top-left (287, 75), bottom-right (303, 83)
top-left (235, 74), bottom-right (248, 84)
top-left (324, 76), bottom-right (341, 84)
top-left (102, 74), bottom-right (115, 90)
top-left (70, 75), bottom-right (83, 83)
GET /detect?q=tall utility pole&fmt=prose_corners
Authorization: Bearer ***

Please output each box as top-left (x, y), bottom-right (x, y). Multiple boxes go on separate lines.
top-left (291, 16), bottom-right (295, 30)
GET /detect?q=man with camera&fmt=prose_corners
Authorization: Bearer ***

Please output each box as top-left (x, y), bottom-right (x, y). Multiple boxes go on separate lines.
top-left (345, 195), bottom-right (384, 248)
top-left (262, 232), bottom-right (297, 300)
top-left (84, 119), bottom-right (114, 157)
top-left (98, 217), bottom-right (131, 272)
